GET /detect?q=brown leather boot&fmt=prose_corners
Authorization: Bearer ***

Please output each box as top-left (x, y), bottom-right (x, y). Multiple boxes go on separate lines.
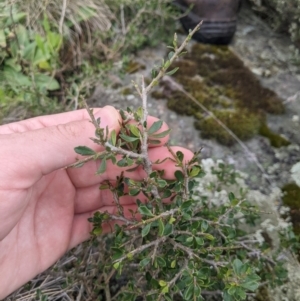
top-left (174, 0), bottom-right (242, 45)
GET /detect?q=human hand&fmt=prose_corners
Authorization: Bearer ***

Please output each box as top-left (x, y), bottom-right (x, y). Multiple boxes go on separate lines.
top-left (0, 106), bottom-right (193, 299)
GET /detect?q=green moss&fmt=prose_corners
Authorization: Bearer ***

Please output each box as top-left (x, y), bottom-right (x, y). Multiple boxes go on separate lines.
top-left (121, 87), bottom-right (134, 96)
top-left (259, 123), bottom-right (290, 148)
top-left (151, 90), bottom-right (166, 99)
top-left (171, 59), bottom-right (198, 77)
top-left (254, 285), bottom-right (272, 301)
top-left (195, 109), bottom-right (261, 146)
top-left (124, 60), bottom-right (146, 74)
top-left (210, 69), bottom-right (284, 114)
top-left (167, 90), bottom-right (201, 116)
top-left (162, 43), bottom-right (286, 146)
top-left (282, 183), bottom-right (300, 235)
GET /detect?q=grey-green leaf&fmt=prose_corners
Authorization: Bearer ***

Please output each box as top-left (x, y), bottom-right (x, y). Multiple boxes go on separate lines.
top-left (148, 120), bottom-right (163, 135)
top-left (119, 133), bottom-right (140, 142)
top-left (97, 158), bottom-right (107, 175)
top-left (166, 67), bottom-right (179, 76)
top-left (141, 223), bottom-right (151, 237)
top-left (138, 205), bottom-right (154, 217)
top-left (150, 129), bottom-right (171, 139)
top-left (74, 146), bottom-right (96, 156)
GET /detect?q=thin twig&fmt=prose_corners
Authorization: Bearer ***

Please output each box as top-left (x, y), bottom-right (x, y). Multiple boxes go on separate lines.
top-left (59, 0), bottom-right (67, 35)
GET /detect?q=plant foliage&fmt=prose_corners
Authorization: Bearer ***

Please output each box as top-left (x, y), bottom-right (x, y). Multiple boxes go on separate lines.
top-left (66, 27), bottom-right (296, 301)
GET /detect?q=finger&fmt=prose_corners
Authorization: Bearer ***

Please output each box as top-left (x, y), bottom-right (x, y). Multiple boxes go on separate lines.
top-left (74, 182), bottom-right (150, 214)
top-left (68, 146), bottom-right (194, 188)
top-left (0, 106), bottom-right (121, 189)
top-left (0, 108), bottom-right (104, 134)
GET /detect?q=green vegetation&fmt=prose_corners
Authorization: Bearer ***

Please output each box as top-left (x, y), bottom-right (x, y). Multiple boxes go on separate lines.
top-left (0, 0), bottom-right (177, 124)
top-left (282, 183), bottom-right (300, 235)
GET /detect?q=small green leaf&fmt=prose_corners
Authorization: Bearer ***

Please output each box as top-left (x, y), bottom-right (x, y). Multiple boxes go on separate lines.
top-left (151, 68), bottom-right (158, 79)
top-left (176, 151), bottom-right (184, 162)
top-left (128, 124), bottom-right (140, 137)
top-left (92, 227), bottom-right (102, 236)
top-left (195, 237), bottom-right (204, 245)
top-left (223, 291), bottom-right (233, 301)
top-left (126, 157), bottom-right (134, 166)
top-left (166, 67), bottom-right (179, 76)
top-left (33, 73), bottom-right (60, 91)
top-left (194, 285), bottom-right (201, 296)
top-left (232, 259), bottom-right (243, 275)
top-left (183, 284), bottom-right (193, 300)
top-left (169, 217), bottom-right (176, 224)
top-left (189, 166), bottom-right (201, 177)
top-left (117, 158), bottom-right (127, 167)
top-left (171, 260), bottom-right (176, 268)
top-left (139, 258), bottom-right (150, 268)
top-left (240, 280), bottom-right (259, 292)
top-left (97, 159), bottom-right (107, 175)
top-left (113, 262), bottom-right (120, 270)
top-left (138, 205), bottom-right (154, 217)
top-left (228, 286), bottom-right (236, 296)
top-left (186, 236), bottom-right (193, 243)
top-left (119, 133), bottom-right (140, 142)
top-left (0, 29), bottom-right (6, 48)
top-left (181, 200), bottom-right (193, 211)
top-left (129, 188), bottom-right (140, 196)
top-left (159, 280), bottom-right (167, 287)
top-left (158, 218), bottom-right (165, 236)
top-left (175, 170), bottom-right (184, 182)
top-left (164, 60), bottom-right (171, 69)
top-left (148, 139), bottom-right (161, 145)
top-left (168, 51), bottom-right (175, 60)
top-left (231, 198), bottom-right (239, 206)
top-left (111, 130), bottom-right (116, 146)
top-left (74, 146), bottom-right (96, 156)
top-left (204, 233), bottom-right (215, 240)
top-left (161, 286), bottom-right (169, 294)
top-left (236, 287), bottom-right (247, 300)
top-left (228, 192), bottom-right (235, 202)
top-left (156, 256), bottom-right (166, 267)
top-left (148, 120), bottom-right (163, 135)
top-left (162, 190), bottom-right (172, 199)
top-left (120, 110), bottom-right (127, 120)
top-left (157, 179), bottom-right (167, 188)
top-left (201, 221), bottom-right (209, 232)
top-left (163, 223), bottom-right (173, 236)
top-left (141, 223), bottom-right (151, 237)
top-left (150, 129), bottom-right (171, 139)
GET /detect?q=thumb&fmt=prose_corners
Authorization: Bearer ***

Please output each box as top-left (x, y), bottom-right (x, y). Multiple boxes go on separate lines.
top-left (0, 106), bottom-right (121, 189)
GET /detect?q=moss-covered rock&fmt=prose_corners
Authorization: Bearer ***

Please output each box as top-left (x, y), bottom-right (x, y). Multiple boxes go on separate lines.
top-left (195, 109), bottom-right (261, 146)
top-left (255, 285), bottom-right (272, 301)
top-left (162, 43), bottom-right (288, 147)
top-left (259, 123), bottom-right (290, 148)
top-left (124, 60), bottom-right (146, 74)
top-left (282, 183), bottom-right (300, 234)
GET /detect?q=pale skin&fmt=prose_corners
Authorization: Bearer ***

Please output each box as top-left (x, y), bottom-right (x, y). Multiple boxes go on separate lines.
top-left (0, 106), bottom-right (193, 299)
